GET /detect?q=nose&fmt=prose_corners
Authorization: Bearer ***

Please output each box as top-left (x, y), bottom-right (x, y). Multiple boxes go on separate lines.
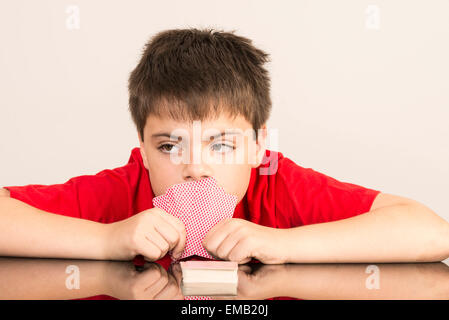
top-left (182, 162), bottom-right (213, 182)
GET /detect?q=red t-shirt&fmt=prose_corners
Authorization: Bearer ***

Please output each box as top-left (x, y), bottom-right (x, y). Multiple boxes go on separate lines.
top-left (4, 148), bottom-right (380, 299)
top-left (5, 148), bottom-right (380, 226)
top-left (4, 147), bottom-right (381, 257)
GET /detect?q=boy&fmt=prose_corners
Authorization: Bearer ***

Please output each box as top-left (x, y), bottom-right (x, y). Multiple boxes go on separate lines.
top-left (0, 28), bottom-right (448, 265)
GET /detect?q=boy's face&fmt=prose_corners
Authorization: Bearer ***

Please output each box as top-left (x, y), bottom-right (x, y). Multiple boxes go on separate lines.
top-left (139, 113), bottom-right (267, 203)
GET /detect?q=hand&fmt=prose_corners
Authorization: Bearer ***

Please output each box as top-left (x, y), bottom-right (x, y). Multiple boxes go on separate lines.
top-left (105, 207), bottom-right (186, 262)
top-left (213, 264), bottom-right (289, 300)
top-left (202, 218), bottom-right (288, 264)
top-left (104, 261), bottom-right (184, 300)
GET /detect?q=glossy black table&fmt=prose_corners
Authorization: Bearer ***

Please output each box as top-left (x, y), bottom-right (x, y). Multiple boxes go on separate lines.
top-left (0, 256), bottom-right (448, 300)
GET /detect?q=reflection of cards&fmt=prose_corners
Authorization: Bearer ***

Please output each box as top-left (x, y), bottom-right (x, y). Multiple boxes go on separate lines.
top-left (181, 261), bottom-right (238, 282)
top-left (180, 261), bottom-right (238, 297)
top-left (152, 177), bottom-right (238, 261)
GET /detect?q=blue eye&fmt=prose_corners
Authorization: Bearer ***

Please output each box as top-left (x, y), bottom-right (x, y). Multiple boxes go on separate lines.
top-left (211, 143), bottom-right (235, 153)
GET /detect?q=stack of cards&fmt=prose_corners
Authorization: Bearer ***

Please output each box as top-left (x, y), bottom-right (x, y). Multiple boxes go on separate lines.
top-left (152, 177), bottom-right (238, 261)
top-left (180, 260), bottom-right (238, 296)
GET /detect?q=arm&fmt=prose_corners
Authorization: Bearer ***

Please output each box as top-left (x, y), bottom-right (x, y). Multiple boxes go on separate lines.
top-left (0, 189), bottom-right (110, 260)
top-left (284, 202), bottom-right (449, 263)
top-left (0, 188), bottom-right (186, 262)
top-left (203, 196), bottom-right (449, 264)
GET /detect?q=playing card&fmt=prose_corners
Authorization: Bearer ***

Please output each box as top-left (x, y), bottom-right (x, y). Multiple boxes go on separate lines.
top-left (152, 177), bottom-right (238, 261)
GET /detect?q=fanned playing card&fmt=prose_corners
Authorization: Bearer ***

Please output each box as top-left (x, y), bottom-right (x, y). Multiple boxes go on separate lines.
top-left (152, 177), bottom-right (238, 261)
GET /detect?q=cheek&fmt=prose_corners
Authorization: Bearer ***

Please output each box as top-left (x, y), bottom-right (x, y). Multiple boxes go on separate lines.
top-left (146, 153), bottom-right (180, 196)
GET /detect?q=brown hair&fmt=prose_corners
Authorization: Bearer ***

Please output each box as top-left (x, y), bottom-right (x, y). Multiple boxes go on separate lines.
top-left (128, 28), bottom-right (272, 141)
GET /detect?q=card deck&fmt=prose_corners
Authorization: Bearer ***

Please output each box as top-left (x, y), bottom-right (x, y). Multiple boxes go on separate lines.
top-left (152, 177), bottom-right (238, 261)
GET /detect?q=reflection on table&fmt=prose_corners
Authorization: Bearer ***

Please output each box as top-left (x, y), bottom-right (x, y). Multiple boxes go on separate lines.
top-left (0, 256), bottom-right (448, 300)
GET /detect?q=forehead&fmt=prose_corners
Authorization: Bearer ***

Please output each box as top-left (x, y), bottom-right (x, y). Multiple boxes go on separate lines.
top-left (144, 113), bottom-right (253, 135)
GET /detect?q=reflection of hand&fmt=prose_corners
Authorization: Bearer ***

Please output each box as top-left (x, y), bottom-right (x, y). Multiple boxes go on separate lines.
top-left (104, 261), bottom-right (184, 300)
top-left (217, 262), bottom-right (449, 300)
top-left (169, 262), bottom-right (183, 287)
top-left (213, 264), bottom-right (288, 300)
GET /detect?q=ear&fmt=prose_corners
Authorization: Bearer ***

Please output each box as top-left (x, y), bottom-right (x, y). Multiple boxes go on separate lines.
top-left (138, 132), bottom-right (150, 170)
top-left (250, 124), bottom-right (268, 168)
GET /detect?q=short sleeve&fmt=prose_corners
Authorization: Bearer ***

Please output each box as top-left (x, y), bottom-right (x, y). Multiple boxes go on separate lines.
top-left (275, 157), bottom-right (381, 227)
top-left (3, 148), bottom-right (150, 223)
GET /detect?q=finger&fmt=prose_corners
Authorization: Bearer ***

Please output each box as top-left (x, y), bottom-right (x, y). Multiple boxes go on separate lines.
top-left (143, 273), bottom-right (170, 299)
top-left (138, 234), bottom-right (169, 261)
top-left (227, 239), bottom-right (252, 264)
top-left (137, 236), bottom-right (163, 261)
top-left (202, 219), bottom-right (239, 254)
top-left (158, 209), bottom-right (187, 237)
top-left (158, 213), bottom-right (187, 257)
top-left (153, 219), bottom-right (181, 251)
top-left (238, 264), bottom-right (253, 274)
top-left (153, 275), bottom-right (182, 300)
top-left (136, 264), bottom-right (165, 289)
top-left (239, 257), bottom-right (252, 264)
top-left (170, 229), bottom-right (186, 259)
top-left (215, 228), bottom-right (245, 260)
top-left (203, 218), bottom-right (232, 243)
top-left (145, 229), bottom-right (170, 255)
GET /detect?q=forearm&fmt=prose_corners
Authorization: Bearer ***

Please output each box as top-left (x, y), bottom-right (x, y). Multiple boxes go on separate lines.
top-left (0, 197), bottom-right (110, 260)
top-left (284, 204), bottom-right (449, 263)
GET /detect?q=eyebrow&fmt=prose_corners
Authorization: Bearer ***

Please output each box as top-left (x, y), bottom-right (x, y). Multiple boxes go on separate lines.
top-left (151, 129), bottom-right (243, 141)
